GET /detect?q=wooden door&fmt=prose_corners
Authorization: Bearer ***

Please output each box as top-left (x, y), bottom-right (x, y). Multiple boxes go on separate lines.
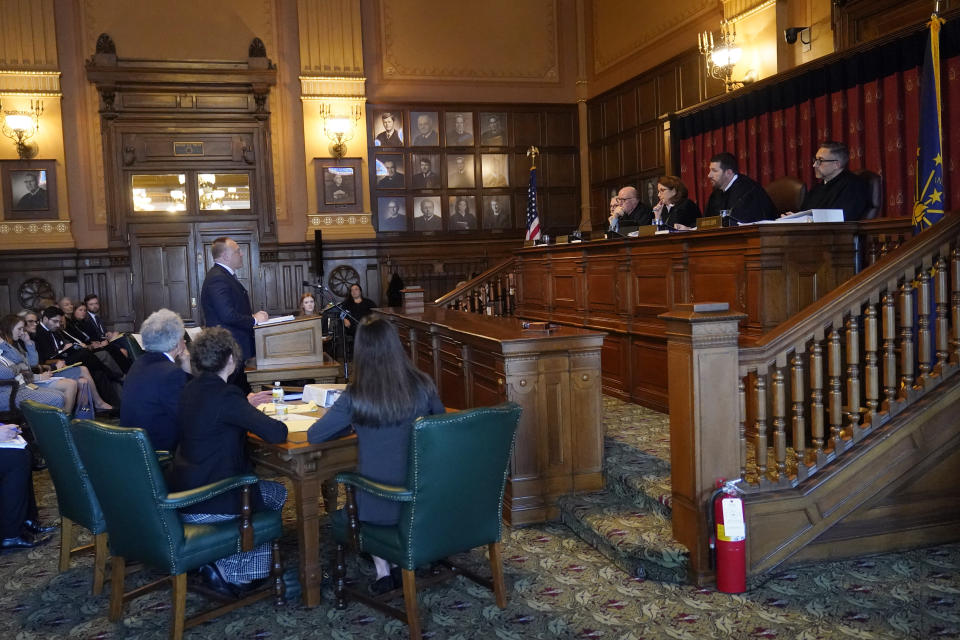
top-left (129, 223), bottom-right (200, 324)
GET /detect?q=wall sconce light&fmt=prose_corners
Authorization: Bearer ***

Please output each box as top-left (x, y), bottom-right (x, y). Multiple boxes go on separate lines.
top-left (698, 21), bottom-right (753, 92)
top-left (0, 100), bottom-right (44, 159)
top-left (320, 103), bottom-right (362, 160)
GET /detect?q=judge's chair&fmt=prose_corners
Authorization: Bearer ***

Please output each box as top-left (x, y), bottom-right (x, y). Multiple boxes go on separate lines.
top-left (764, 176), bottom-right (807, 215)
top-left (21, 400), bottom-right (109, 595)
top-left (72, 419), bottom-right (285, 640)
top-left (855, 169), bottom-right (883, 220)
top-left (331, 402), bottom-right (522, 640)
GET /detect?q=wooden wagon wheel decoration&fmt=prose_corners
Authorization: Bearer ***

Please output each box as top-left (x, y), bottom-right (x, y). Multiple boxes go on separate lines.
top-left (18, 277), bottom-right (56, 310)
top-left (328, 265), bottom-right (360, 298)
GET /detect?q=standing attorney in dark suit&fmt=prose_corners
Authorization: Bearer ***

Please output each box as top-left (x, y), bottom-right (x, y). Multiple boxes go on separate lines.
top-left (119, 309), bottom-right (191, 453)
top-left (704, 152), bottom-right (777, 223)
top-left (199, 237), bottom-right (268, 390)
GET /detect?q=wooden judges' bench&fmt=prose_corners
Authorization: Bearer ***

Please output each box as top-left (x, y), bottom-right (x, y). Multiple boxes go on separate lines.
top-left (378, 307), bottom-right (605, 526)
top-left (514, 223), bottom-right (860, 411)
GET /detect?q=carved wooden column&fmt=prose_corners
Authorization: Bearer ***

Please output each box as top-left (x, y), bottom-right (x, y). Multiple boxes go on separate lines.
top-left (660, 302), bottom-right (746, 585)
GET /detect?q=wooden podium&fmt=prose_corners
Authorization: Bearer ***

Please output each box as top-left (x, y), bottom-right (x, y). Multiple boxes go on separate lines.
top-left (247, 316), bottom-right (340, 385)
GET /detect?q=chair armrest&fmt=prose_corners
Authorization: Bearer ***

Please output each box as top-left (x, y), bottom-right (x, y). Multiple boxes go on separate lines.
top-left (159, 474), bottom-right (260, 509)
top-left (334, 472), bottom-right (413, 502)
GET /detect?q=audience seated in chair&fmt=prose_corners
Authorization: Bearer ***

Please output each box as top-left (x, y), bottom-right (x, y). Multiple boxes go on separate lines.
top-left (0, 424), bottom-right (57, 552)
top-left (168, 327), bottom-right (287, 592)
top-left (330, 402), bottom-right (521, 639)
top-left (308, 315), bottom-right (445, 594)
top-left (72, 417), bottom-right (285, 640)
top-left (120, 309), bottom-right (192, 453)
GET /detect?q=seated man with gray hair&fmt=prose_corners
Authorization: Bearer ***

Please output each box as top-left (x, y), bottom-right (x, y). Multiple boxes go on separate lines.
top-left (119, 309), bottom-right (192, 453)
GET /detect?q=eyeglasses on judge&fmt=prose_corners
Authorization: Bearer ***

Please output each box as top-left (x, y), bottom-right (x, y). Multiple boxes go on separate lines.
top-left (812, 157), bottom-right (839, 165)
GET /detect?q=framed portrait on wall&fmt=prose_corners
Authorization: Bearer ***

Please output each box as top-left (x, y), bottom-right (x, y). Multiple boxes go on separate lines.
top-left (640, 176), bottom-right (659, 209)
top-left (446, 154), bottom-right (475, 188)
top-left (478, 112), bottom-right (508, 146)
top-left (445, 112), bottom-right (474, 146)
top-left (410, 111), bottom-right (440, 146)
top-left (374, 154), bottom-right (405, 189)
top-left (410, 154), bottom-right (441, 189)
top-left (377, 196), bottom-right (407, 232)
top-left (482, 154), bottom-right (509, 187)
top-left (413, 196), bottom-right (442, 231)
top-left (448, 195), bottom-right (477, 231)
top-left (372, 110), bottom-right (404, 147)
top-left (1, 159), bottom-right (58, 221)
top-left (314, 158), bottom-right (362, 213)
top-left (482, 195), bottom-right (513, 230)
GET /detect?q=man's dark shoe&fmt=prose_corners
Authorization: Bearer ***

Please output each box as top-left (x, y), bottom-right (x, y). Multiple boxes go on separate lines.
top-left (198, 563), bottom-right (238, 599)
top-left (2, 535), bottom-right (41, 551)
top-left (23, 519), bottom-right (57, 535)
top-left (369, 574), bottom-right (396, 596)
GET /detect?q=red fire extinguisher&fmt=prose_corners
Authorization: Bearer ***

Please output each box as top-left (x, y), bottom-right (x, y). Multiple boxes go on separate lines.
top-left (708, 478), bottom-right (746, 593)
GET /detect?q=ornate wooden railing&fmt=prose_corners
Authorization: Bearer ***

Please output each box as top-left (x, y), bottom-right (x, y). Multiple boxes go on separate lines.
top-left (737, 214), bottom-right (960, 489)
top-left (433, 257), bottom-right (519, 317)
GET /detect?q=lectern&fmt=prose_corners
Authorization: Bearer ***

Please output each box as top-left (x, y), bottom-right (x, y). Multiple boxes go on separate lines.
top-left (253, 316), bottom-right (325, 368)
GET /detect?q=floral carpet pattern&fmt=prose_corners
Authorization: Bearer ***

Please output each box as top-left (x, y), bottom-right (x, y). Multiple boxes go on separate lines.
top-left (2, 396), bottom-right (958, 639)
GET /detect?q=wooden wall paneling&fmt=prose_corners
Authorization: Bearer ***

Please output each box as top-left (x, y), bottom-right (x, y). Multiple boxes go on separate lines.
top-left (678, 53), bottom-right (702, 110)
top-left (543, 191), bottom-right (579, 232)
top-left (600, 333), bottom-right (629, 400)
top-left (631, 335), bottom-right (668, 412)
top-left (468, 348), bottom-right (506, 409)
top-left (588, 103), bottom-right (604, 144)
top-left (570, 349), bottom-right (604, 492)
top-left (657, 66), bottom-right (679, 116)
top-left (513, 111), bottom-right (543, 147)
top-left (544, 110), bottom-right (576, 148)
top-left (602, 94), bottom-right (621, 138)
top-left (638, 78), bottom-right (658, 124)
top-left (621, 131), bottom-right (639, 176)
top-left (603, 139), bottom-right (622, 181)
top-left (546, 152), bottom-right (577, 187)
top-left (437, 336), bottom-right (466, 409)
top-left (620, 89), bottom-right (638, 131)
top-left (589, 147), bottom-right (604, 185)
top-left (639, 125), bottom-right (661, 172)
top-left (590, 187), bottom-right (609, 229)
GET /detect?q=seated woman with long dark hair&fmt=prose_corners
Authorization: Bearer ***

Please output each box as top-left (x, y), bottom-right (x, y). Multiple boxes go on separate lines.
top-left (308, 314), bottom-right (444, 593)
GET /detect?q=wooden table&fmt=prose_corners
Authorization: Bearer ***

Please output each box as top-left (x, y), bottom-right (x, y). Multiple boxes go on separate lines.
top-left (248, 427), bottom-right (357, 608)
top-left (246, 353), bottom-right (341, 386)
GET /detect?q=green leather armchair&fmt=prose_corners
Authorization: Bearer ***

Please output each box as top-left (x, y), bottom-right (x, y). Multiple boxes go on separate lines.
top-left (21, 400), bottom-right (108, 595)
top-left (71, 419), bottom-right (285, 640)
top-left (331, 402), bottom-right (522, 639)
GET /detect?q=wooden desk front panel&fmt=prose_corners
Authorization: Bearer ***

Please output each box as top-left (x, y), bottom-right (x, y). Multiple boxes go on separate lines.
top-left (515, 225), bottom-right (858, 411)
top-left (382, 308), bottom-right (604, 525)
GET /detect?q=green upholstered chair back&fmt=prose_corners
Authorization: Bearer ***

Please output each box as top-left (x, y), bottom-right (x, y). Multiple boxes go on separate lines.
top-left (118, 333), bottom-right (144, 361)
top-left (72, 419), bottom-right (185, 570)
top-left (22, 401), bottom-right (107, 535)
top-left (398, 402), bottom-right (521, 567)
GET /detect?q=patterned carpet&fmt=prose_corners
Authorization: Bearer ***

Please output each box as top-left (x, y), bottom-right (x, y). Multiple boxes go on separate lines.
top-left (2, 397), bottom-right (958, 639)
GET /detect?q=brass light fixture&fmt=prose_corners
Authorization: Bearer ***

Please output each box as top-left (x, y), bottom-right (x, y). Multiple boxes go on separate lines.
top-left (699, 21), bottom-right (750, 92)
top-left (320, 103), bottom-right (362, 160)
top-left (0, 100), bottom-right (44, 159)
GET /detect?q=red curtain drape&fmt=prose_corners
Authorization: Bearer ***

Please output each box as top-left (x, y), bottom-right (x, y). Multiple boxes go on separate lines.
top-left (677, 59), bottom-right (960, 219)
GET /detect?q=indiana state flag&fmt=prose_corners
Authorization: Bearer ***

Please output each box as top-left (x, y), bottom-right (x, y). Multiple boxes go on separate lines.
top-left (913, 13), bottom-right (947, 233)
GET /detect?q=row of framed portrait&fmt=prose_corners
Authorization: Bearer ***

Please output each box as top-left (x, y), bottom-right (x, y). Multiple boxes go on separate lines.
top-left (376, 194), bottom-right (518, 233)
top-left (374, 152), bottom-right (511, 190)
top-left (370, 109), bottom-right (509, 148)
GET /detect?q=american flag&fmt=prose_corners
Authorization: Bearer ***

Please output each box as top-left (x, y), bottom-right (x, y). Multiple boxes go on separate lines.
top-left (525, 166), bottom-right (541, 241)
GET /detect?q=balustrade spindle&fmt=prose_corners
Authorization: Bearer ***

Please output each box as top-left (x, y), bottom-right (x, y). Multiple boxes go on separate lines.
top-left (899, 278), bottom-right (916, 394)
top-left (828, 328), bottom-right (844, 452)
top-left (738, 379), bottom-right (747, 478)
top-left (935, 255), bottom-right (949, 375)
top-left (863, 304), bottom-right (879, 425)
top-left (951, 248), bottom-right (960, 364)
top-left (845, 315), bottom-right (862, 433)
top-left (771, 369), bottom-right (787, 480)
top-left (881, 292), bottom-right (898, 411)
top-left (809, 341), bottom-right (825, 460)
top-left (754, 373), bottom-right (768, 481)
top-left (790, 351), bottom-right (806, 469)
top-left (917, 269), bottom-right (933, 380)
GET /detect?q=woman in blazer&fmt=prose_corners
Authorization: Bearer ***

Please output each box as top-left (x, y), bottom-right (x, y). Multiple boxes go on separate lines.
top-left (653, 175), bottom-right (701, 230)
